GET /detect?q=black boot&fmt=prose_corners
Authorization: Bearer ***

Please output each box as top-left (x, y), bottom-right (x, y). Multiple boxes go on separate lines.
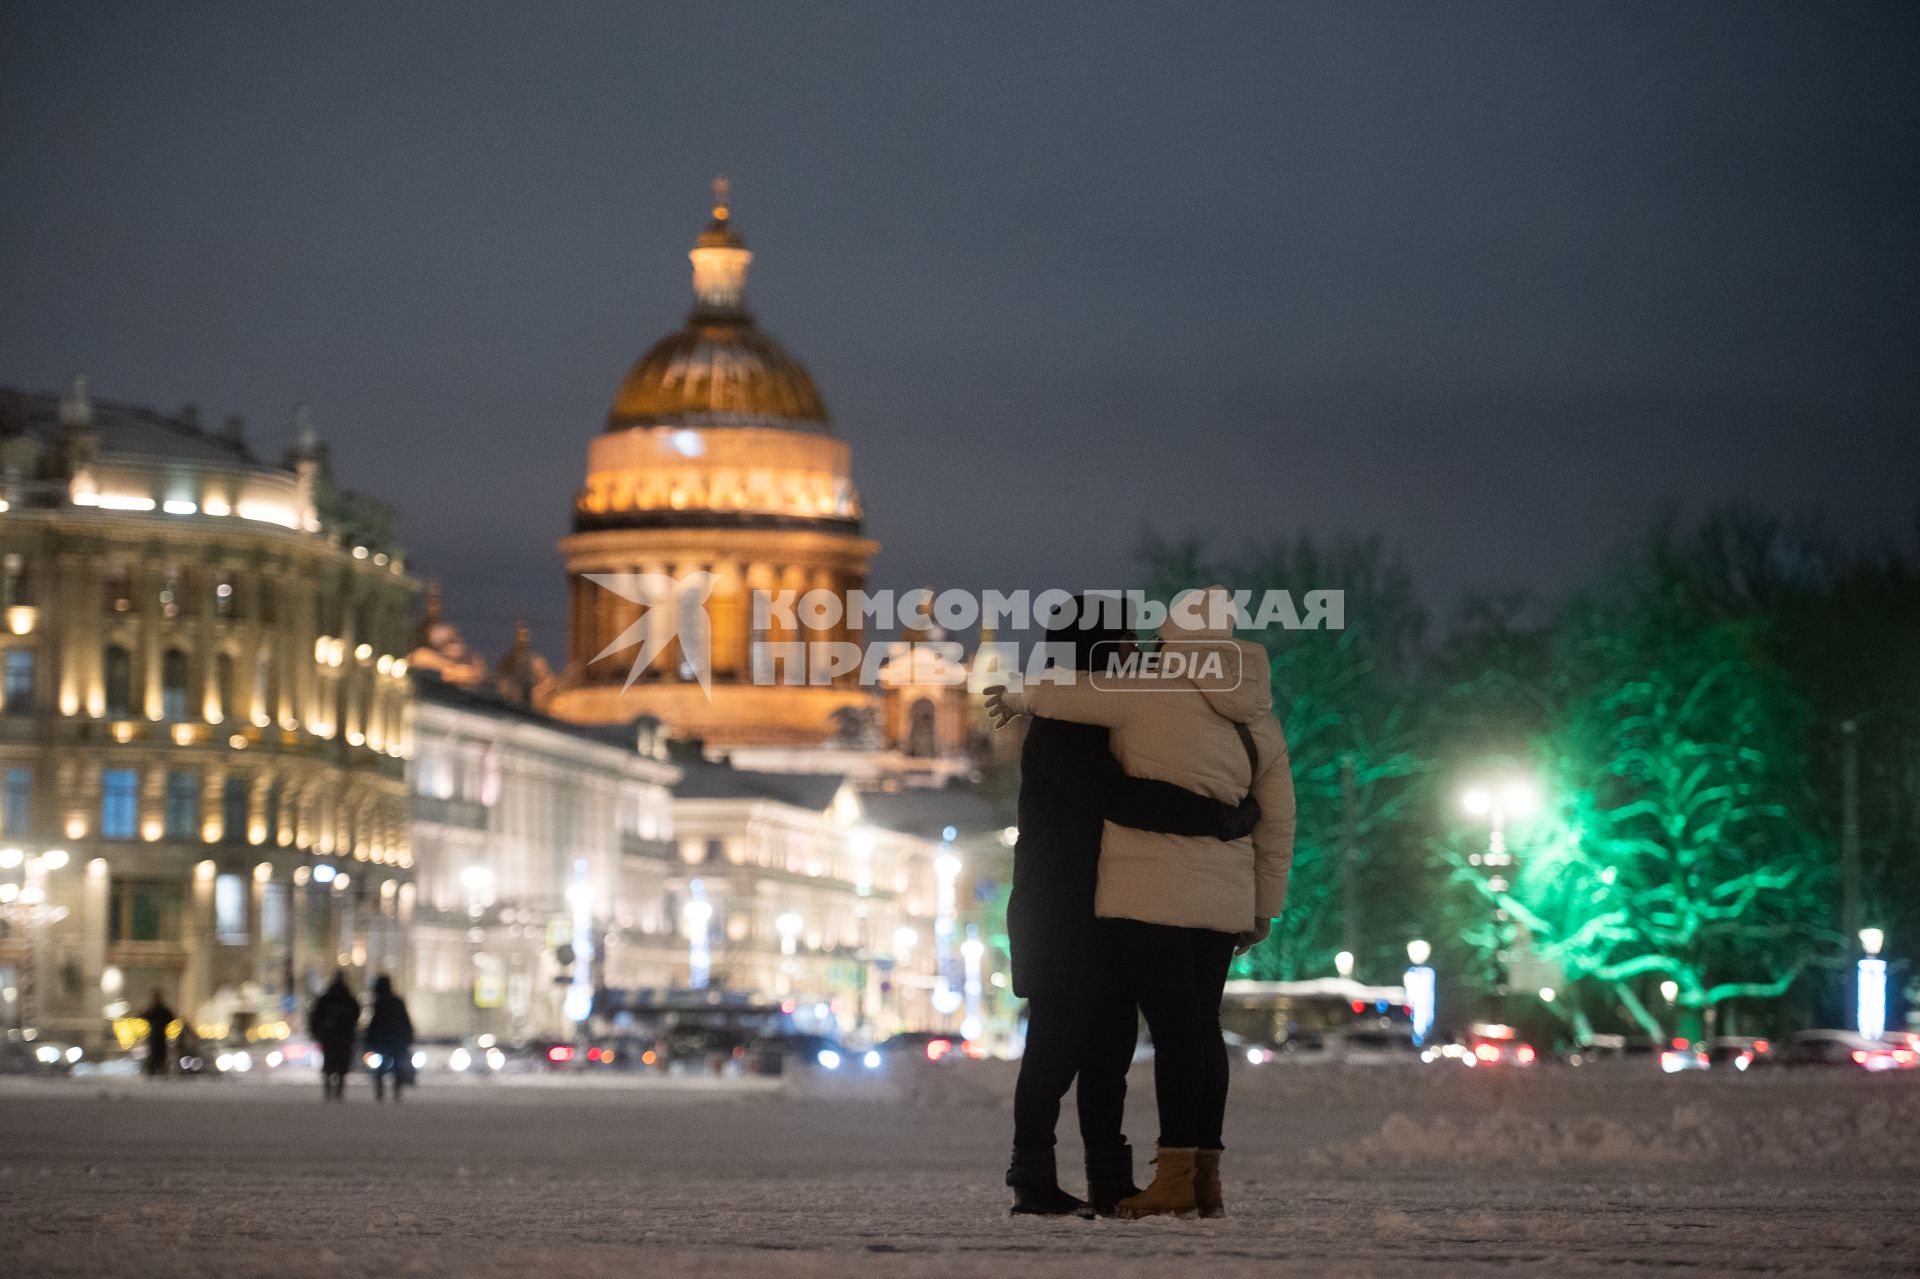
top-left (1084, 1142), bottom-right (1141, 1218)
top-left (1006, 1149), bottom-right (1086, 1216)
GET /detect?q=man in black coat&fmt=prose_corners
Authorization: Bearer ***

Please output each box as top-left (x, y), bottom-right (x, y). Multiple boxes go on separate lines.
top-left (364, 974), bottom-right (415, 1102)
top-left (1004, 595), bottom-right (1259, 1216)
top-left (309, 972), bottom-right (360, 1102)
top-left (138, 990), bottom-right (175, 1078)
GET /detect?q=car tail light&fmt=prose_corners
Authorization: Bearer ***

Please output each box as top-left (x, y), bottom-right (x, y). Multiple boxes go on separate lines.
top-left (1851, 1050), bottom-right (1868, 1065)
top-left (1516, 1044), bottom-right (1536, 1064)
top-left (1474, 1043), bottom-right (1501, 1063)
top-left (548, 1045), bottom-right (574, 1063)
top-left (926, 1038), bottom-right (952, 1062)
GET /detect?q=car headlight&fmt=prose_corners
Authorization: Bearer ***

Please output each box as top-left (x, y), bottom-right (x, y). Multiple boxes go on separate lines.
top-left (485, 1048), bottom-right (506, 1071)
top-left (862, 1050), bottom-right (882, 1070)
top-left (411, 1051), bottom-right (426, 1069)
top-left (816, 1048), bottom-right (842, 1070)
top-left (449, 1048), bottom-right (471, 1072)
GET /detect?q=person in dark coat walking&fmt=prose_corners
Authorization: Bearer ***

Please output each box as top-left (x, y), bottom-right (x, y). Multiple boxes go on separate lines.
top-left (363, 974), bottom-right (415, 1102)
top-left (138, 990), bottom-right (175, 1078)
top-left (309, 972), bottom-right (360, 1101)
top-left (1004, 594), bottom-right (1260, 1216)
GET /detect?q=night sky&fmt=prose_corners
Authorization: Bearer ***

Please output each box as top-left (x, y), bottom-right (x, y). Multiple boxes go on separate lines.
top-left (4, 3), bottom-right (1915, 655)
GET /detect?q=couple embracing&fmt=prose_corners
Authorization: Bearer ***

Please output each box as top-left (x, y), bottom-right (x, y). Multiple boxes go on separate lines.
top-left (987, 588), bottom-right (1295, 1219)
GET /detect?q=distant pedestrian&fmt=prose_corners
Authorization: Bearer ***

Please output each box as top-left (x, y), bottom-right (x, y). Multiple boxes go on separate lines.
top-left (138, 990), bottom-right (175, 1078)
top-left (364, 974), bottom-right (415, 1102)
top-left (309, 972), bottom-right (360, 1101)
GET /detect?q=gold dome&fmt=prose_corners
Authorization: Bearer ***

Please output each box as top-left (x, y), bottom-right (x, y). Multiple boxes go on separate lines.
top-left (606, 317), bottom-right (828, 431)
top-left (606, 185), bottom-right (829, 432)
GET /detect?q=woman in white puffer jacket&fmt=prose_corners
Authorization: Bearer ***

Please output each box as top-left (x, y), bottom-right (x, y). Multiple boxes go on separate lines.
top-left (986, 587), bottom-right (1295, 1219)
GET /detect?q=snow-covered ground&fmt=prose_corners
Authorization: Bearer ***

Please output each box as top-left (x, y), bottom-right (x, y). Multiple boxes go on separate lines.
top-left (1, 1062), bottom-right (1914, 1277)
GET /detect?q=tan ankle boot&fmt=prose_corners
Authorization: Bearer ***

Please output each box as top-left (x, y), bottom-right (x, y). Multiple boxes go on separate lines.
top-left (1194, 1149), bottom-right (1224, 1218)
top-left (1115, 1146), bottom-right (1198, 1219)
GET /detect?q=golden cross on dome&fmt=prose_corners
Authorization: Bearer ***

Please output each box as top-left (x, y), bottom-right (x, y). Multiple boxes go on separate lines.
top-left (711, 175), bottom-right (730, 220)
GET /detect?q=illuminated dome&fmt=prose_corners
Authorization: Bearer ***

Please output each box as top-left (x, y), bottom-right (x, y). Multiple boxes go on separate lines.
top-left (606, 183), bottom-right (829, 432)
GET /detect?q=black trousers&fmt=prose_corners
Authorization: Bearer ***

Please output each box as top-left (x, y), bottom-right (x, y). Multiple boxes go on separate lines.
top-left (1012, 979), bottom-right (1139, 1156)
top-left (1103, 919), bottom-right (1236, 1150)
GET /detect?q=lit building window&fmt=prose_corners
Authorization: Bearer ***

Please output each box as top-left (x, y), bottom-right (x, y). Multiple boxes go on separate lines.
top-left (0, 553), bottom-right (27, 609)
top-left (103, 645), bottom-right (133, 716)
top-left (103, 566), bottom-right (133, 614)
top-left (110, 879), bottom-right (181, 943)
top-left (163, 771), bottom-right (200, 840)
top-left (222, 777), bottom-right (248, 842)
top-left (2, 650), bottom-right (32, 715)
top-left (1, 766), bottom-right (30, 837)
top-left (214, 873), bottom-right (246, 944)
top-left (161, 650), bottom-right (189, 720)
top-left (101, 769), bottom-right (139, 840)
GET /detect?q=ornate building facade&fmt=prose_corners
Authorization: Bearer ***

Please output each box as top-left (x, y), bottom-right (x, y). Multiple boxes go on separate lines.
top-left (406, 676), bottom-right (680, 1042)
top-left (0, 381), bottom-right (416, 1051)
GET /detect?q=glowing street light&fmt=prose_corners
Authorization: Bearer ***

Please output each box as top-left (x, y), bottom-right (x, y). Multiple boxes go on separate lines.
top-left (777, 911), bottom-right (803, 957)
top-left (1858, 927), bottom-right (1887, 1041)
top-left (932, 846), bottom-right (962, 1016)
top-left (960, 928), bottom-right (986, 1040)
top-left (1403, 939), bottom-right (1435, 1045)
top-left (682, 885), bottom-right (713, 990)
top-left (1334, 950), bottom-right (1355, 979)
top-left (1459, 777), bottom-right (1538, 867)
top-left (563, 859), bottom-right (594, 1024)
top-left (1460, 773), bottom-right (1541, 998)
top-left (1659, 979), bottom-right (1680, 1005)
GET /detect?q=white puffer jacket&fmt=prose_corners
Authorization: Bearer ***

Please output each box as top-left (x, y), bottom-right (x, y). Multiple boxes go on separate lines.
top-left (1010, 603), bottom-right (1296, 934)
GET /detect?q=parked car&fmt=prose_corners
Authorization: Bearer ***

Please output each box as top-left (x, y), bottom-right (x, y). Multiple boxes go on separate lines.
top-left (1464, 1023), bottom-right (1539, 1067)
top-left (1659, 1039), bottom-right (1710, 1073)
top-left (746, 1032), bottom-right (873, 1075)
top-left (875, 1031), bottom-right (971, 1063)
top-left (1768, 1029), bottom-right (1919, 1071)
top-left (415, 1036), bottom-right (509, 1076)
top-left (1707, 1036), bottom-right (1772, 1071)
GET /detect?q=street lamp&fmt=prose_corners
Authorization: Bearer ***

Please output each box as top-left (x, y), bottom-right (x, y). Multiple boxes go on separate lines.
top-left (1334, 949), bottom-right (1355, 979)
top-left (1857, 927), bottom-right (1887, 1041)
top-left (777, 911), bottom-right (803, 957)
top-left (1403, 939), bottom-right (1435, 1045)
top-left (932, 848), bottom-right (962, 1016)
top-left (682, 888), bottom-right (713, 991)
top-left (1660, 979), bottom-right (1679, 1005)
top-left (960, 930), bottom-right (985, 1041)
top-left (1460, 775), bottom-right (1540, 995)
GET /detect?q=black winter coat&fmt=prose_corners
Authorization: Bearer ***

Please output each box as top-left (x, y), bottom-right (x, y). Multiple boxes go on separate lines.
top-left (364, 993), bottom-right (414, 1058)
top-left (309, 981), bottom-right (360, 1064)
top-left (1007, 718), bottom-right (1258, 997)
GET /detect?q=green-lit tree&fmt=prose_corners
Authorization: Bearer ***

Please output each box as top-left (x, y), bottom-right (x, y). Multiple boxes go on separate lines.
top-left (1444, 588), bottom-right (1838, 1041)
